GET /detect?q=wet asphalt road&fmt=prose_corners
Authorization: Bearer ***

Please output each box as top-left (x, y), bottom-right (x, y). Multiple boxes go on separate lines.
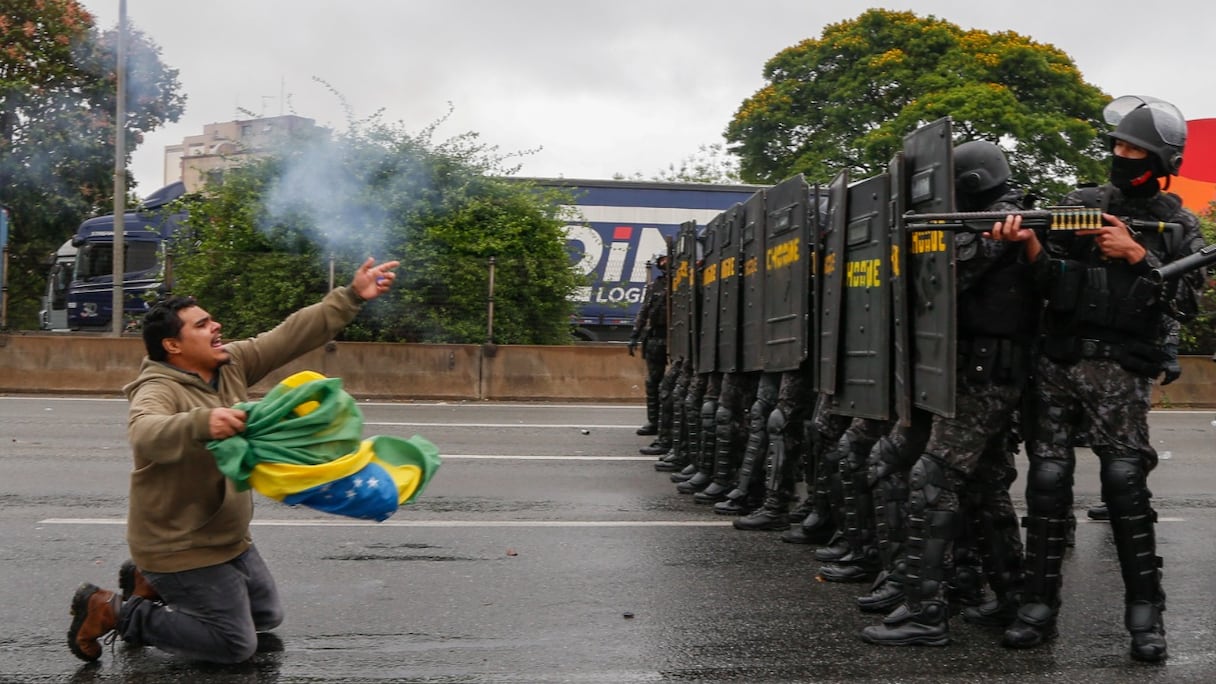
top-left (2, 396), bottom-right (1216, 683)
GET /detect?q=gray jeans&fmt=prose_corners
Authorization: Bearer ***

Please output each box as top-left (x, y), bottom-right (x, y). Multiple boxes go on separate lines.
top-left (118, 545), bottom-right (283, 664)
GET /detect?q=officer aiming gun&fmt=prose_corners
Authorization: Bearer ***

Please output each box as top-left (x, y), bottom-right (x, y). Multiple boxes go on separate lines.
top-left (904, 206), bottom-right (1183, 237)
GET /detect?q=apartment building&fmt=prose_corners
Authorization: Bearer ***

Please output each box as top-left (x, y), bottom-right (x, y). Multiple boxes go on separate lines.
top-left (163, 114), bottom-right (322, 191)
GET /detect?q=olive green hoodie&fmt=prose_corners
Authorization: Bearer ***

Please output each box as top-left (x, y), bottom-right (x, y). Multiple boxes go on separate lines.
top-left (122, 287), bottom-right (363, 573)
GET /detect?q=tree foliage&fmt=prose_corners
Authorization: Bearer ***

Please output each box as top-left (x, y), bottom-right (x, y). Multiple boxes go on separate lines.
top-left (0, 0), bottom-right (184, 329)
top-left (171, 111), bottom-right (581, 344)
top-left (725, 9), bottom-right (1109, 200)
top-left (1180, 204), bottom-right (1216, 355)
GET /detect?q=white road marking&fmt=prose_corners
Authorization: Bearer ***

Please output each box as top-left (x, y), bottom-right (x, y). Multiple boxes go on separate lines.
top-left (365, 422), bottom-right (640, 429)
top-left (37, 518), bottom-right (734, 528)
top-left (36, 517), bottom-right (1187, 528)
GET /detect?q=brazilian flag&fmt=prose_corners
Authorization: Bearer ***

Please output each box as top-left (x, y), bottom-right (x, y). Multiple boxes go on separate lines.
top-left (209, 371), bottom-right (440, 521)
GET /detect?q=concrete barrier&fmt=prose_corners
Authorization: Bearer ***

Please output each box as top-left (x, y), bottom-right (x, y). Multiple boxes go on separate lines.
top-left (0, 332), bottom-right (1211, 406)
top-left (0, 333), bottom-right (647, 401)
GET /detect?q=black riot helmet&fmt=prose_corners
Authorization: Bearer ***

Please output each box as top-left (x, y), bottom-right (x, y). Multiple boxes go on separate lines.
top-left (1104, 95), bottom-right (1187, 176)
top-left (953, 140), bottom-right (1011, 194)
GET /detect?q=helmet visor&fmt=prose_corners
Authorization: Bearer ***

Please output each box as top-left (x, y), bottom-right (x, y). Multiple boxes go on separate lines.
top-left (1103, 95), bottom-right (1187, 147)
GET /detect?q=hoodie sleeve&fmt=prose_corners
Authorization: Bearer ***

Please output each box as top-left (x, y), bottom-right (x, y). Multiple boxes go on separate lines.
top-left (227, 287), bottom-right (364, 388)
top-left (127, 380), bottom-right (215, 464)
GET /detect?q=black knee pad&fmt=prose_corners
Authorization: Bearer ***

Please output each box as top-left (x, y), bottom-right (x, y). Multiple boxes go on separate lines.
top-left (767, 407), bottom-right (787, 437)
top-left (1025, 459), bottom-right (1073, 516)
top-left (714, 404), bottom-right (733, 429)
top-left (908, 454), bottom-right (957, 512)
top-left (1099, 454), bottom-right (1149, 513)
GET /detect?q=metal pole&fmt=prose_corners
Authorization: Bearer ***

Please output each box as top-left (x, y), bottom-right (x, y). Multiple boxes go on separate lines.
top-left (486, 256), bottom-right (496, 343)
top-left (110, 0), bottom-right (128, 336)
top-left (0, 207), bottom-right (8, 330)
top-left (0, 245), bottom-right (8, 331)
top-left (328, 254), bottom-right (335, 291)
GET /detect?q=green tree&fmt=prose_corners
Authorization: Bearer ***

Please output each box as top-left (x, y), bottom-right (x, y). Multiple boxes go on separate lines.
top-left (0, 0), bottom-right (185, 329)
top-left (726, 9), bottom-right (1108, 199)
top-left (1180, 203), bottom-right (1216, 355)
top-left (172, 112), bottom-right (581, 345)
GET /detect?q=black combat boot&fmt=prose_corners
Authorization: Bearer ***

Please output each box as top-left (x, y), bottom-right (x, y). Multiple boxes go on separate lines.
top-left (640, 439), bottom-right (671, 456)
top-left (782, 453), bottom-right (836, 545)
top-left (732, 408), bottom-right (795, 531)
top-left (856, 568), bottom-right (905, 614)
top-left (638, 385), bottom-right (661, 436)
top-left (654, 388), bottom-right (688, 471)
top-left (1126, 601), bottom-right (1167, 663)
top-left (670, 462), bottom-right (696, 483)
top-left (652, 451), bottom-right (683, 471)
top-left (675, 470), bottom-right (711, 494)
top-left (1002, 515), bottom-right (1067, 649)
top-left (813, 531), bottom-right (851, 561)
top-left (1086, 503), bottom-right (1109, 521)
top-left (716, 386), bottom-right (772, 516)
top-left (860, 508), bottom-right (957, 646)
top-left (732, 500), bottom-right (789, 530)
top-left (695, 402), bottom-right (742, 504)
top-left (1107, 482), bottom-right (1167, 663)
top-left (675, 389), bottom-right (713, 493)
top-left (962, 550), bottom-right (1023, 628)
top-left (821, 435), bottom-right (880, 582)
top-left (781, 508), bottom-right (835, 545)
top-left (818, 545), bottom-right (879, 583)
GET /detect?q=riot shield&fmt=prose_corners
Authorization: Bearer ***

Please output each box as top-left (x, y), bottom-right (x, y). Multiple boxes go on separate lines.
top-left (833, 172), bottom-right (892, 420)
top-left (816, 170), bottom-right (849, 395)
top-left (739, 189), bottom-right (768, 372)
top-left (667, 220), bottom-right (698, 363)
top-left (807, 183), bottom-right (827, 391)
top-left (761, 175), bottom-right (810, 373)
top-left (902, 117), bottom-right (957, 418)
top-left (888, 152), bottom-right (912, 426)
top-left (715, 204), bottom-right (743, 373)
top-left (696, 211), bottom-right (725, 374)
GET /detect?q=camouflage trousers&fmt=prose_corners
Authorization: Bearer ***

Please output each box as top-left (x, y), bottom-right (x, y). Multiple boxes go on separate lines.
top-left (913, 376), bottom-right (1024, 585)
top-left (1030, 356), bottom-right (1156, 480)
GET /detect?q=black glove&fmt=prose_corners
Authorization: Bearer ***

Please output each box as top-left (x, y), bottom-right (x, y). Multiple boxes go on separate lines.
top-left (627, 336), bottom-right (639, 356)
top-left (1161, 344), bottom-right (1181, 385)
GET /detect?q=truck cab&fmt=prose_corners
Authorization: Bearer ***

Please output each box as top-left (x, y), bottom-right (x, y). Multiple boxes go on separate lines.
top-left (66, 182), bottom-right (186, 330)
top-left (39, 240), bottom-right (77, 331)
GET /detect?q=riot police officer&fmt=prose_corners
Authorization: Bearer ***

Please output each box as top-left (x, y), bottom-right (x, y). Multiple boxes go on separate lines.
top-left (629, 255), bottom-right (669, 437)
top-left (861, 139), bottom-right (1035, 645)
top-left (990, 96), bottom-right (1206, 662)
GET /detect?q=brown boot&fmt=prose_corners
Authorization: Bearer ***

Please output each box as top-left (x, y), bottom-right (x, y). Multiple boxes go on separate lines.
top-left (119, 559), bottom-right (160, 602)
top-left (68, 583), bottom-right (119, 661)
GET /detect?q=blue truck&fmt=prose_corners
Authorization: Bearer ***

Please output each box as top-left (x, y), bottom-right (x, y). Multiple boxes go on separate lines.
top-left (527, 178), bottom-right (763, 341)
top-left (41, 181), bottom-right (186, 331)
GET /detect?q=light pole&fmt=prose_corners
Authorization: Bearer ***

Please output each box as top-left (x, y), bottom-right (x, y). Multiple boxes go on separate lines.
top-left (110, 0), bottom-right (128, 335)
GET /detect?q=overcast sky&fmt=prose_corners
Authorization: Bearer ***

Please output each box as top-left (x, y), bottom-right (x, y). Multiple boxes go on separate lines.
top-left (79, 0), bottom-right (1216, 195)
